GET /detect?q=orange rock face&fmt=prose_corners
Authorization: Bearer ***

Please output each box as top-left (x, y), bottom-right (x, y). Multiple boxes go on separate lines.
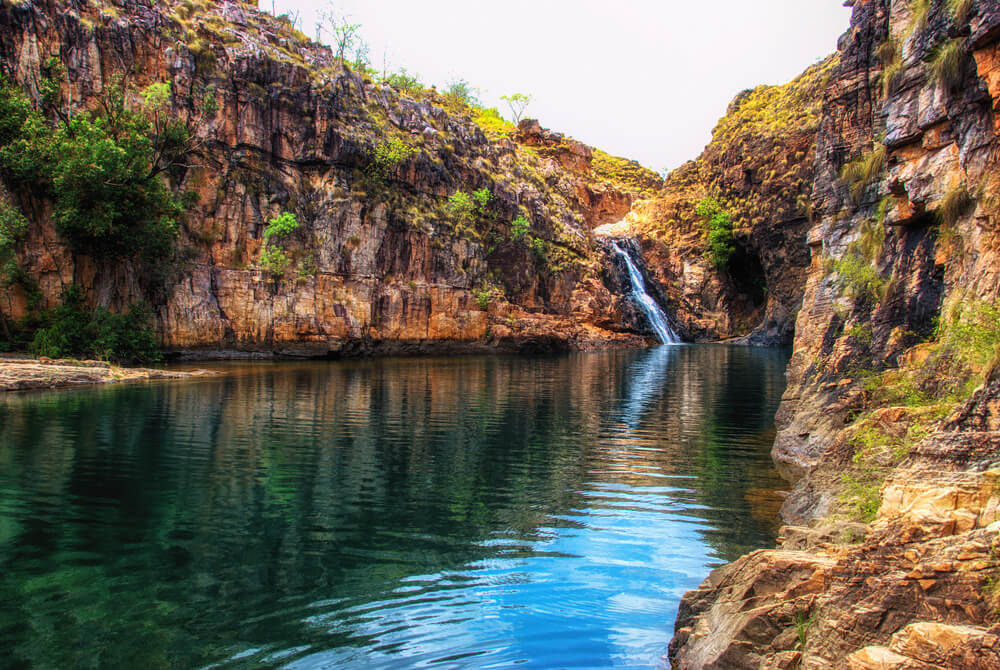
top-left (0, 0), bottom-right (658, 357)
top-left (670, 0), bottom-right (1000, 667)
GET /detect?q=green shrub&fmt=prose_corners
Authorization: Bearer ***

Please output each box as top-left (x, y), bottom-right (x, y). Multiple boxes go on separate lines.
top-left (443, 78), bottom-right (479, 107)
top-left (472, 187), bottom-right (492, 210)
top-left (830, 252), bottom-right (886, 303)
top-left (695, 197), bottom-right (735, 270)
top-left (840, 471), bottom-right (882, 522)
top-left (446, 191), bottom-right (475, 223)
top-left (929, 38), bottom-right (966, 89)
top-left (368, 136), bottom-right (415, 181)
top-left (0, 197), bottom-right (27, 282)
top-left (510, 215), bottom-right (530, 242)
top-left (0, 75), bottom-right (189, 261)
top-left (30, 286), bottom-right (161, 364)
top-left (846, 323), bottom-right (873, 345)
top-left (383, 68), bottom-right (422, 93)
top-left (530, 237), bottom-right (547, 263)
top-left (259, 211), bottom-right (298, 277)
top-left (472, 283), bottom-right (503, 310)
top-left (263, 211), bottom-right (299, 240)
top-left (259, 246), bottom-right (291, 276)
top-left (474, 107), bottom-right (515, 138)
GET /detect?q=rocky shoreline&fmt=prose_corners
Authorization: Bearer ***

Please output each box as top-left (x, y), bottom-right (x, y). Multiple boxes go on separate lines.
top-left (0, 356), bottom-right (213, 392)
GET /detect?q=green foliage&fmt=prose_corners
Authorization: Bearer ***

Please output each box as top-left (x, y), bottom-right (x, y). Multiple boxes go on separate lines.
top-left (695, 197), bottom-right (735, 270)
top-left (368, 136), bottom-right (415, 181)
top-left (510, 215), bottom-right (530, 242)
top-left (39, 56), bottom-right (64, 109)
top-left (472, 283), bottom-right (503, 311)
top-left (259, 245), bottom-right (290, 276)
top-left (259, 211), bottom-right (298, 277)
top-left (29, 286), bottom-right (162, 364)
top-left (263, 211), bottom-right (299, 240)
top-left (794, 611), bottom-right (816, 650)
top-left (840, 144), bottom-right (886, 203)
top-left (830, 252), bottom-right (886, 303)
top-left (443, 78), bottom-right (479, 107)
top-left (0, 197), bottom-right (27, 282)
top-left (500, 93), bottom-right (532, 124)
top-left (383, 68), bottom-right (422, 93)
top-left (472, 187), bottom-right (492, 210)
top-left (447, 188), bottom-right (492, 225)
top-left (937, 296), bottom-right (1000, 373)
top-left (530, 237), bottom-right (547, 263)
top-left (198, 83), bottom-right (219, 114)
top-left (840, 471), bottom-right (882, 522)
top-left (446, 190), bottom-right (476, 223)
top-left (929, 38), bottom-right (967, 89)
top-left (0, 75), bottom-right (188, 260)
top-left (846, 323), bottom-right (873, 345)
top-left (473, 107), bottom-right (515, 138)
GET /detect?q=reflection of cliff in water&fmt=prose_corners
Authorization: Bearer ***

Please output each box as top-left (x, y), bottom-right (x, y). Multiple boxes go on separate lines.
top-left (0, 347), bottom-right (788, 668)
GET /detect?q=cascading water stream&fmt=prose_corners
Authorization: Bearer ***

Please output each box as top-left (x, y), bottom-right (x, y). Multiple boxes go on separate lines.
top-left (611, 241), bottom-right (680, 344)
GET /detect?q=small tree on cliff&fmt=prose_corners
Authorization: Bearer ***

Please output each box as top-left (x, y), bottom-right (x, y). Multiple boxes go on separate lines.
top-left (501, 93), bottom-right (533, 124)
top-left (695, 197), bottom-right (735, 271)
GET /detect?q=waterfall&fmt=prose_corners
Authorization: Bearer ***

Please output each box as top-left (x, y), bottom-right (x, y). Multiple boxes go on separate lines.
top-left (611, 241), bottom-right (680, 344)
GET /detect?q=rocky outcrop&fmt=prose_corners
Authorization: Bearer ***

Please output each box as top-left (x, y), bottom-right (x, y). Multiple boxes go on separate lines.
top-left (624, 57), bottom-right (836, 345)
top-left (0, 0), bottom-right (663, 356)
top-left (671, 0), bottom-right (1000, 667)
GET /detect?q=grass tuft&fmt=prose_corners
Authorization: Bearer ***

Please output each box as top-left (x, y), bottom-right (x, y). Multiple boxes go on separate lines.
top-left (948, 0), bottom-right (973, 24)
top-left (929, 38), bottom-right (967, 89)
top-left (938, 184), bottom-right (973, 227)
top-left (840, 145), bottom-right (886, 203)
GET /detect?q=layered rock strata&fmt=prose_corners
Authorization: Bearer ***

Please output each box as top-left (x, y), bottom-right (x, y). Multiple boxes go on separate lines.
top-left (0, 0), bottom-right (663, 356)
top-left (671, 0), bottom-right (1000, 667)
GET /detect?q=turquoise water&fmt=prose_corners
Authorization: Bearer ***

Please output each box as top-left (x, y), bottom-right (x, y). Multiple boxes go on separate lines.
top-left (0, 345), bottom-right (788, 669)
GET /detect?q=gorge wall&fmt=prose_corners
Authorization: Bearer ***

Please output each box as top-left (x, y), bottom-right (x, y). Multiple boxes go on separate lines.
top-left (0, 0), bottom-right (669, 357)
top-left (671, 0), bottom-right (1000, 667)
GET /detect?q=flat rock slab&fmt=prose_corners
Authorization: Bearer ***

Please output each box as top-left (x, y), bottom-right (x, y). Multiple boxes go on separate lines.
top-left (0, 357), bottom-right (213, 392)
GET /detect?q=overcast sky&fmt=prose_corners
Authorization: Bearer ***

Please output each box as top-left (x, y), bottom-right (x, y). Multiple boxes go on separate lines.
top-left (263, 1), bottom-right (853, 172)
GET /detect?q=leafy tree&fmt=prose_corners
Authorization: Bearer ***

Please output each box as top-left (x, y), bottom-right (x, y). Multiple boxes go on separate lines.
top-left (695, 197), bottom-right (735, 270)
top-left (501, 93), bottom-right (533, 124)
top-left (0, 74), bottom-right (192, 261)
top-left (263, 211), bottom-right (299, 240)
top-left (444, 79), bottom-right (479, 107)
top-left (319, 7), bottom-right (369, 68)
top-left (259, 211), bottom-right (299, 277)
top-left (383, 68), bottom-right (422, 93)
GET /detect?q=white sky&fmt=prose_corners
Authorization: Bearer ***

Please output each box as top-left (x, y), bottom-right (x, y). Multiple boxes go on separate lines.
top-left (262, 1), bottom-right (852, 172)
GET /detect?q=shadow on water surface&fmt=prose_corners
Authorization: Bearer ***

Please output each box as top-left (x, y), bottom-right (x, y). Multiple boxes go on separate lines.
top-left (0, 345), bottom-right (788, 669)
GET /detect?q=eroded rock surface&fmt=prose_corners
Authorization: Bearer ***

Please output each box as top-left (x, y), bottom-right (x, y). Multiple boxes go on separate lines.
top-left (671, 0), bottom-right (1000, 667)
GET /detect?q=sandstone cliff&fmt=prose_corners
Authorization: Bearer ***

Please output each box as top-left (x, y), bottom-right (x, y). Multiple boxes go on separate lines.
top-left (0, 0), bottom-right (665, 356)
top-left (622, 57), bottom-right (836, 345)
top-left (671, 1), bottom-right (1000, 667)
